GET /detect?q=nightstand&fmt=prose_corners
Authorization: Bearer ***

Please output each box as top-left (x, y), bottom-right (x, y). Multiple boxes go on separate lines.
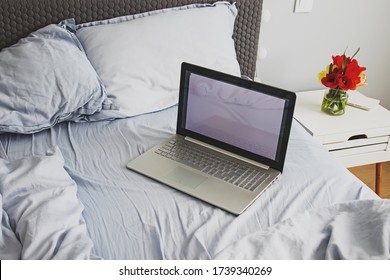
top-left (294, 89), bottom-right (390, 196)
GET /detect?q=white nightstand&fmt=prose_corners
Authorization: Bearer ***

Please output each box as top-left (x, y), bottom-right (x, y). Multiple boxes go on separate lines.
top-left (294, 89), bottom-right (390, 196)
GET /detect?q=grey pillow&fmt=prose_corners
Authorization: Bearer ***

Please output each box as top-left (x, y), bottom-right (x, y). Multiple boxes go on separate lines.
top-left (0, 19), bottom-right (112, 134)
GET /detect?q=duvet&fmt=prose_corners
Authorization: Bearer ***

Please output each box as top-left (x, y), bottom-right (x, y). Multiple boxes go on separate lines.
top-left (0, 147), bottom-right (93, 259)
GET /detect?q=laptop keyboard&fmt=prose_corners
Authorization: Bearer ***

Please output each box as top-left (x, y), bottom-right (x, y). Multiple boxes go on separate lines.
top-left (155, 139), bottom-right (269, 192)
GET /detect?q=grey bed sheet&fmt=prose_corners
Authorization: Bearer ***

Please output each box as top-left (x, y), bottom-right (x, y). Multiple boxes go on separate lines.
top-left (0, 105), bottom-right (379, 259)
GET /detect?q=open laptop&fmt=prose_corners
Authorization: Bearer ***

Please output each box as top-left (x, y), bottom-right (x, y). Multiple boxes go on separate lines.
top-left (127, 63), bottom-right (296, 215)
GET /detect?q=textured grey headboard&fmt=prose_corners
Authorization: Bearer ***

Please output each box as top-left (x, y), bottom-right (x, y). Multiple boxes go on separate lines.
top-left (0, 0), bottom-right (262, 78)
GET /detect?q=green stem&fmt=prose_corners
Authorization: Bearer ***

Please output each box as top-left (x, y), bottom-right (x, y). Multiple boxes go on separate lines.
top-left (321, 88), bottom-right (348, 116)
top-left (350, 47), bottom-right (360, 60)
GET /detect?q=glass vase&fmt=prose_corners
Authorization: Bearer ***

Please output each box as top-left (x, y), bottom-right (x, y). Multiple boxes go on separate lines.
top-left (321, 89), bottom-right (348, 116)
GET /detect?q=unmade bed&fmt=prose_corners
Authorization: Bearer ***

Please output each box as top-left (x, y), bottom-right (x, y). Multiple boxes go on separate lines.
top-left (0, 0), bottom-right (389, 260)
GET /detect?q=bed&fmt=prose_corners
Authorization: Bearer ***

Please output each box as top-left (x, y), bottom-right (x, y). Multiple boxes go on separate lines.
top-left (0, 0), bottom-right (389, 260)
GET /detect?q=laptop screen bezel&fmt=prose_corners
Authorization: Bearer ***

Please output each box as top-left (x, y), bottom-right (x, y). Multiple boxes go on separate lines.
top-left (177, 62), bottom-right (296, 172)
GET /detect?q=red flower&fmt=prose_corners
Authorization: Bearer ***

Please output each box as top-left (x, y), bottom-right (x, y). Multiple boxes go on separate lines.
top-left (321, 69), bottom-right (342, 89)
top-left (318, 49), bottom-right (367, 91)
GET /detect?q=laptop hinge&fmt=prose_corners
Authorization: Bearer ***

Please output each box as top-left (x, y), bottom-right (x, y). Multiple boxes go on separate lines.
top-left (185, 136), bottom-right (270, 170)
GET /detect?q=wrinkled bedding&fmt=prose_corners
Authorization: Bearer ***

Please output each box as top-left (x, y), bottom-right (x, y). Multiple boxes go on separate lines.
top-left (0, 147), bottom-right (93, 259)
top-left (1, 104), bottom-right (385, 260)
top-left (215, 199), bottom-right (390, 260)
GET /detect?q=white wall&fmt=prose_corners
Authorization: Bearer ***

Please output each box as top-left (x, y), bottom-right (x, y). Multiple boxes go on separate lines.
top-left (256, 0), bottom-right (390, 109)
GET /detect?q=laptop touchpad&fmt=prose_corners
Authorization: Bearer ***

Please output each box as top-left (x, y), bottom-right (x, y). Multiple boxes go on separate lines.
top-left (166, 167), bottom-right (207, 189)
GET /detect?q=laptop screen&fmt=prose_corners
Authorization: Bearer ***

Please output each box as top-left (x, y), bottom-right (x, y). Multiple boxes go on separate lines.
top-left (177, 63), bottom-right (296, 171)
top-left (186, 73), bottom-right (286, 161)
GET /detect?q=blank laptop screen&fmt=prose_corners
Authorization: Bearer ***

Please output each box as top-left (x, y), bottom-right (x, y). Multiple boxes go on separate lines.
top-left (184, 73), bottom-right (287, 161)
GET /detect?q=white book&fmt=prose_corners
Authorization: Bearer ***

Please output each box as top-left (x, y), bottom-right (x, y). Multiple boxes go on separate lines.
top-left (347, 92), bottom-right (380, 111)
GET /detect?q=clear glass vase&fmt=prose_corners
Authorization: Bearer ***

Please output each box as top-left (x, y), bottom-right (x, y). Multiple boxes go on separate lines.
top-left (321, 89), bottom-right (348, 116)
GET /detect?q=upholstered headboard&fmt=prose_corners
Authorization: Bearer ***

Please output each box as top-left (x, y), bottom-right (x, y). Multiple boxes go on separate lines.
top-left (0, 0), bottom-right (262, 78)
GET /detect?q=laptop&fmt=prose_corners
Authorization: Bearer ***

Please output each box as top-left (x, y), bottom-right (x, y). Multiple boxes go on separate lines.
top-left (127, 63), bottom-right (296, 215)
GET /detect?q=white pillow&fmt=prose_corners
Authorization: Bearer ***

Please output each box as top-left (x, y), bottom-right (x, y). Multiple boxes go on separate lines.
top-left (76, 1), bottom-right (241, 118)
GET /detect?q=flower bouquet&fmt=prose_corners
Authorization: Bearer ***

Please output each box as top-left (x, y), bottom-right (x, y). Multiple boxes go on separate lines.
top-left (318, 48), bottom-right (367, 115)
